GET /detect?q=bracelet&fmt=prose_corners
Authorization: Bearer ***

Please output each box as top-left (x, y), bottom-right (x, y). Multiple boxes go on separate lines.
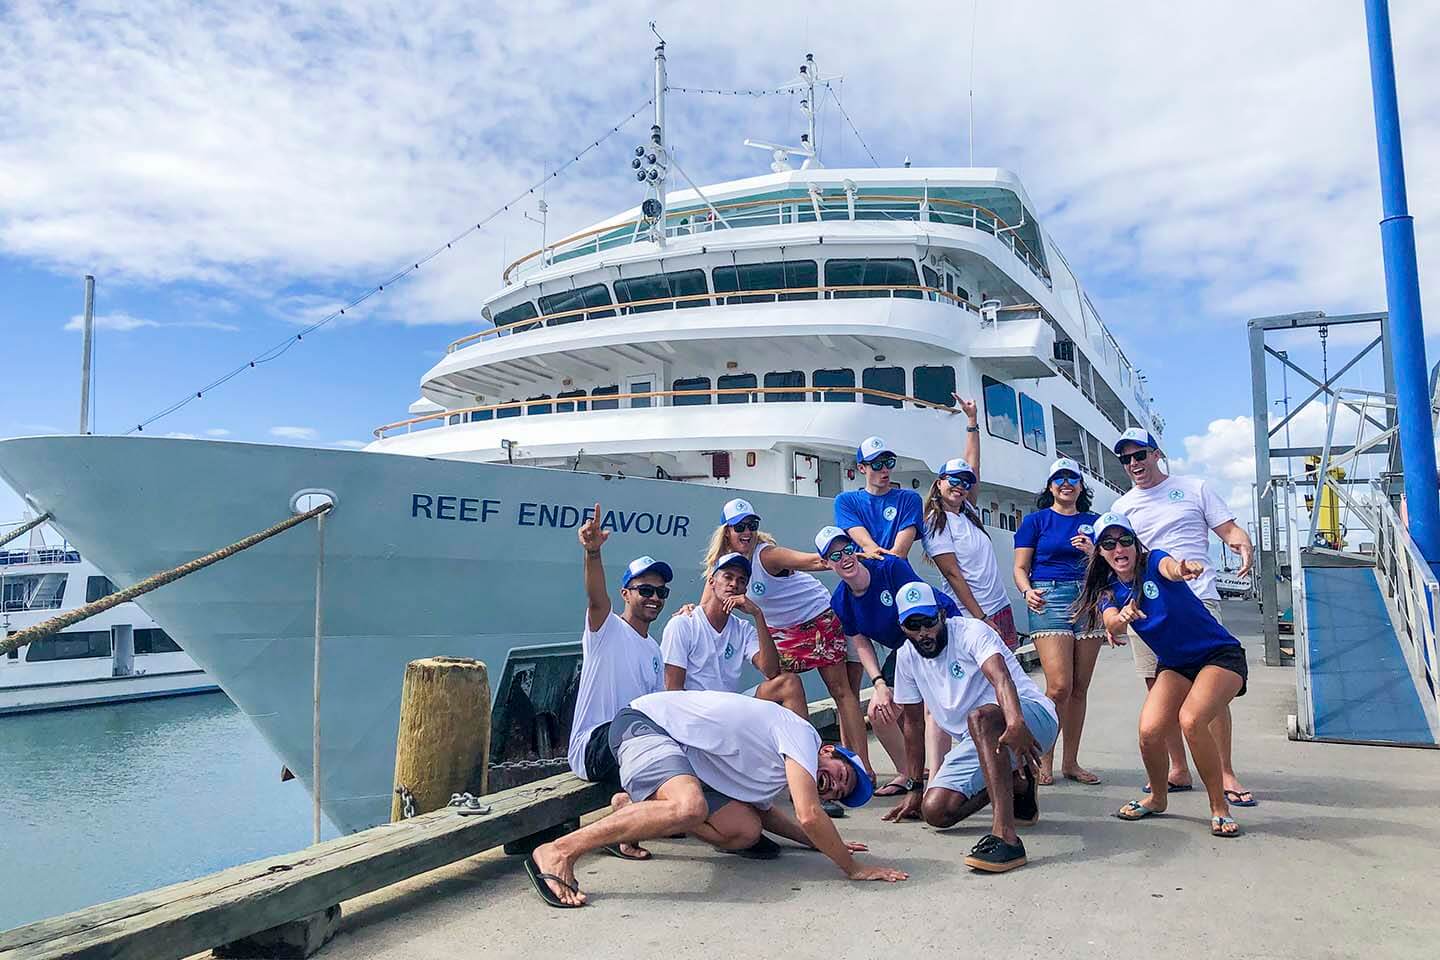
top-left (966, 425), bottom-right (979, 433)
top-left (870, 675), bottom-right (886, 686)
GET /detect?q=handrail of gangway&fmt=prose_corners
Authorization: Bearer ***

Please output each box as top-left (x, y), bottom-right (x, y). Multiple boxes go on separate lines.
top-left (1283, 478), bottom-right (1316, 740)
top-left (1367, 480), bottom-right (1440, 736)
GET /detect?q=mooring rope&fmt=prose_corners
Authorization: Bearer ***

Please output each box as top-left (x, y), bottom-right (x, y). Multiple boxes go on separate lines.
top-left (0, 513), bottom-right (54, 551)
top-left (0, 503), bottom-right (332, 657)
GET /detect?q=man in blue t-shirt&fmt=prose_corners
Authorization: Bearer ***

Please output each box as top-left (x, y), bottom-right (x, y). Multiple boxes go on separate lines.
top-left (834, 436), bottom-right (924, 558)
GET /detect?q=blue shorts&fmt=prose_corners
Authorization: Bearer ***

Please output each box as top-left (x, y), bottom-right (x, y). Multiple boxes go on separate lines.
top-left (928, 699), bottom-right (1060, 799)
top-left (1026, 579), bottom-right (1105, 639)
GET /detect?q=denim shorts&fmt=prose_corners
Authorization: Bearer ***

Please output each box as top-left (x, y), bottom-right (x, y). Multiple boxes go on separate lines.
top-left (1026, 579), bottom-right (1104, 639)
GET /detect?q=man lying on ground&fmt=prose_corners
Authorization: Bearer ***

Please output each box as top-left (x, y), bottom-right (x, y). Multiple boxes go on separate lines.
top-left (526, 690), bottom-right (908, 907)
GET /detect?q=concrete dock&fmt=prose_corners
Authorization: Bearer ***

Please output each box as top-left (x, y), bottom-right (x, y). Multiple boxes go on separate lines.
top-left (299, 602), bottom-right (1440, 960)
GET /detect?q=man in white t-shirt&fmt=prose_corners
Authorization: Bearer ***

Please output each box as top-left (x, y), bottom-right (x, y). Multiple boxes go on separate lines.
top-left (526, 690), bottom-right (907, 908)
top-left (661, 552), bottom-right (806, 717)
top-left (566, 502), bottom-right (671, 860)
top-left (881, 581), bottom-right (1059, 874)
top-left (1111, 427), bottom-right (1256, 807)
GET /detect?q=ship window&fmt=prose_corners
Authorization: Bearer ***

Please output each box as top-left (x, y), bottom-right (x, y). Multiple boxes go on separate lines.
top-left (493, 300), bottom-right (540, 333)
top-left (615, 269), bottom-right (710, 312)
top-left (135, 628), bottom-right (182, 655)
top-left (539, 284), bottom-right (615, 325)
top-left (498, 399), bottom-right (521, 419)
top-left (763, 370), bottom-right (805, 402)
top-left (913, 366), bottom-right (957, 407)
top-left (813, 367), bottom-right (856, 402)
top-left (448, 414), bottom-right (461, 425)
top-left (713, 260), bottom-right (818, 303)
top-left (1020, 393), bottom-right (1047, 454)
top-left (591, 385), bottom-right (620, 410)
top-left (555, 389), bottom-right (587, 413)
top-left (982, 375), bottom-right (1019, 443)
top-left (1103, 446), bottom-right (1129, 491)
top-left (824, 258), bottom-right (922, 299)
top-left (862, 366), bottom-right (905, 407)
top-left (922, 265), bottom-right (941, 301)
top-left (526, 394), bottom-right (553, 416)
top-left (470, 408), bottom-right (493, 422)
top-left (85, 576), bottom-right (116, 603)
top-left (25, 630), bottom-right (111, 662)
top-left (718, 373), bottom-right (757, 404)
top-left (672, 376), bottom-right (712, 406)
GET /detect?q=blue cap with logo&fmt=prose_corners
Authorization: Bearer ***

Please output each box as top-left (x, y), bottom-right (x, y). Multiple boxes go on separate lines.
top-left (721, 498), bottom-right (759, 526)
top-left (814, 525), bottom-right (851, 557)
top-left (1113, 427), bottom-right (1159, 454)
top-left (856, 436), bottom-right (893, 464)
top-left (1048, 456), bottom-right (1083, 481)
top-left (1089, 511), bottom-right (1135, 542)
top-left (830, 745), bottom-right (875, 808)
top-left (938, 457), bottom-right (975, 478)
top-left (711, 551), bottom-right (753, 577)
top-left (621, 556), bottom-right (674, 587)
top-left (894, 580), bottom-right (942, 620)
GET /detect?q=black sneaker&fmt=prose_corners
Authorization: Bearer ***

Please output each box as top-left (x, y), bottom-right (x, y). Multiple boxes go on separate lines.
top-left (1013, 774), bottom-right (1040, 827)
top-left (822, 799), bottom-right (847, 818)
top-left (721, 834), bottom-right (781, 860)
top-left (963, 833), bottom-right (1027, 873)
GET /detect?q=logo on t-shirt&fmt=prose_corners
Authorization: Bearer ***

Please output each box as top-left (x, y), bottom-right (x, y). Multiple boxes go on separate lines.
top-left (880, 590), bottom-right (894, 607)
top-left (723, 641), bottom-right (735, 660)
top-left (904, 586), bottom-right (923, 603)
top-left (651, 655), bottom-right (660, 676)
top-left (883, 505), bottom-right (898, 521)
top-left (1168, 489), bottom-right (1185, 501)
top-left (1078, 524), bottom-right (1094, 536)
top-left (1143, 581), bottom-right (1160, 599)
top-left (950, 661), bottom-right (965, 679)
top-left (751, 581), bottom-right (766, 596)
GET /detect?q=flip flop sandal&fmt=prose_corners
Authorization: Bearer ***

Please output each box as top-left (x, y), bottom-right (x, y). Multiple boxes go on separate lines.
top-left (524, 855), bottom-right (583, 908)
top-left (872, 780), bottom-right (911, 797)
top-left (1224, 789), bottom-right (1258, 807)
top-left (1114, 800), bottom-right (1162, 821)
top-left (602, 844), bottom-right (652, 861)
top-left (1211, 815), bottom-right (1242, 838)
top-left (1142, 781), bottom-right (1194, 793)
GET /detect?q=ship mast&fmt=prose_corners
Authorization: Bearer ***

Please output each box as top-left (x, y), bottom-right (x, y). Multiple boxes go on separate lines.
top-left (631, 27), bottom-right (670, 246)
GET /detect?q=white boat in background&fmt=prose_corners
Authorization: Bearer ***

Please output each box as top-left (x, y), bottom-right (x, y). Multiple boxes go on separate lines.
top-left (0, 48), bottom-right (1164, 830)
top-left (0, 522), bottom-right (218, 714)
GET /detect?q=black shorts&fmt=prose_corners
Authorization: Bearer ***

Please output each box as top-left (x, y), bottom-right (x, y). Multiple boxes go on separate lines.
top-left (583, 720), bottom-right (622, 788)
top-left (881, 647), bottom-right (899, 687)
top-left (1158, 644), bottom-right (1249, 697)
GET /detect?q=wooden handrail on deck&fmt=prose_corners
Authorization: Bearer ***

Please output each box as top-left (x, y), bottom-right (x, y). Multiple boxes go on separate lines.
top-left (447, 283), bottom-right (978, 353)
top-left (373, 385), bottom-right (965, 439)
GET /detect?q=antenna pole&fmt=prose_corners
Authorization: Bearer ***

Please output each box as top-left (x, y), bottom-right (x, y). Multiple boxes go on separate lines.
top-left (653, 35), bottom-right (668, 246)
top-left (804, 53), bottom-right (817, 164)
top-left (79, 275), bottom-right (95, 435)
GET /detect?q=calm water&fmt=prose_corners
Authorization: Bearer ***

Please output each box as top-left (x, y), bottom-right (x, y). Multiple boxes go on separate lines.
top-left (0, 692), bottom-right (336, 930)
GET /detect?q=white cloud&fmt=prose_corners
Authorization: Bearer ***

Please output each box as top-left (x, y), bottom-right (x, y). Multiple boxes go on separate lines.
top-left (163, 431), bottom-right (200, 439)
top-left (269, 425), bottom-right (316, 440)
top-left (204, 428), bottom-right (230, 437)
top-left (62, 311), bottom-right (238, 332)
top-left (330, 440), bottom-right (369, 449)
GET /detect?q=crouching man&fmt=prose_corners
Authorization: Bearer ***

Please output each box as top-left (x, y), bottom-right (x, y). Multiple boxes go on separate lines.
top-left (882, 581), bottom-right (1059, 873)
top-left (527, 690), bottom-right (908, 907)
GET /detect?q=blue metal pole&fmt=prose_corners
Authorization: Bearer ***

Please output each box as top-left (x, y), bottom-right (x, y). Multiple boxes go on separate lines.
top-left (1365, 0), bottom-right (1440, 571)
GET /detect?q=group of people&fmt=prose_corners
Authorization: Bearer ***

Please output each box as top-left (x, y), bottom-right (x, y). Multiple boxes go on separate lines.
top-left (526, 404), bottom-right (1256, 908)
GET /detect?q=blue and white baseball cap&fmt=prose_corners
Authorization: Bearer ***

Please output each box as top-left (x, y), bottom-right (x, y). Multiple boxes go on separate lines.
top-left (621, 555), bottom-right (674, 587)
top-left (856, 436), bottom-right (893, 464)
top-left (711, 552), bottom-right (753, 577)
top-left (831, 745), bottom-right (875, 808)
top-left (1048, 456), bottom-right (1083, 481)
top-left (1113, 428), bottom-right (1159, 454)
top-left (1090, 511), bottom-right (1135, 542)
top-left (938, 457), bottom-right (976, 478)
top-left (721, 498), bottom-right (759, 526)
top-left (814, 525), bottom-right (851, 557)
top-left (895, 580), bottom-right (942, 620)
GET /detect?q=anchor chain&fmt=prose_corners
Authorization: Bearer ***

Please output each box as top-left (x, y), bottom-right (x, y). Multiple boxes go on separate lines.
top-left (394, 785), bottom-right (417, 820)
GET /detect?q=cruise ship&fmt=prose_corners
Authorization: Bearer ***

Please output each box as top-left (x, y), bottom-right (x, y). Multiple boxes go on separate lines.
top-left (0, 48), bottom-right (1161, 832)
top-left (0, 524), bottom-right (216, 713)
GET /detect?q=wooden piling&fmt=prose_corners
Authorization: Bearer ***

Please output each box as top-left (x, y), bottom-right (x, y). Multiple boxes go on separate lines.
top-left (390, 657), bottom-right (492, 822)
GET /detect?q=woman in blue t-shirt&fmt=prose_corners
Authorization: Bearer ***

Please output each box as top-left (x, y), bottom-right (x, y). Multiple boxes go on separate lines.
top-left (1074, 512), bottom-right (1247, 839)
top-left (1011, 457), bottom-right (1104, 786)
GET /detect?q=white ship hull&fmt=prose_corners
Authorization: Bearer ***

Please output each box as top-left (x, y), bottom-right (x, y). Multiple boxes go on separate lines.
top-left (0, 435), bottom-right (1017, 832)
top-left (0, 663), bottom-right (215, 714)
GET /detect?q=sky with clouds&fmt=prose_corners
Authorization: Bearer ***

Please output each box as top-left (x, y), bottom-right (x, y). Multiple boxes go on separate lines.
top-left (3, 0), bottom-right (1439, 535)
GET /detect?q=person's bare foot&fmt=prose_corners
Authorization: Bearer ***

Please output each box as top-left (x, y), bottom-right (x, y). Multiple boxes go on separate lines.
top-left (531, 840), bottom-right (586, 906)
top-left (1061, 764), bottom-right (1101, 784)
top-left (1036, 759), bottom-right (1054, 786)
top-left (609, 792), bottom-right (651, 859)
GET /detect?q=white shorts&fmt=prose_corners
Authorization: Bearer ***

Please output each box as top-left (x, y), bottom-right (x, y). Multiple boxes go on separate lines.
top-left (1131, 598), bottom-right (1224, 678)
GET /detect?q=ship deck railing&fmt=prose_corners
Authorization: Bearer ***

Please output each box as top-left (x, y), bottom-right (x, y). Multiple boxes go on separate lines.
top-left (0, 547), bottom-right (81, 567)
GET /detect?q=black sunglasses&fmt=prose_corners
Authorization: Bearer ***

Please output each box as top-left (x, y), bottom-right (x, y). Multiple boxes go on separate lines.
top-left (1118, 450), bottom-right (1152, 465)
top-left (944, 475), bottom-right (975, 490)
top-left (825, 543), bottom-right (858, 563)
top-left (863, 456), bottom-right (898, 470)
top-left (1097, 535), bottom-right (1137, 551)
top-left (729, 518), bottom-right (761, 533)
top-left (627, 584), bottom-right (671, 599)
top-left (902, 614), bottom-right (940, 631)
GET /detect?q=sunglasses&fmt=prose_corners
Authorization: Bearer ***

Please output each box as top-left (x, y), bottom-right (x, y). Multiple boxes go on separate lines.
top-left (729, 518), bottom-right (761, 533)
top-left (1097, 535), bottom-right (1136, 551)
top-left (1118, 450), bottom-right (1152, 465)
top-left (1051, 472), bottom-right (1081, 487)
top-left (627, 584), bottom-right (671, 599)
top-left (902, 614), bottom-right (940, 631)
top-left (825, 543), bottom-right (859, 563)
top-left (863, 456), bottom-right (898, 470)
top-left (944, 475), bottom-right (976, 490)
